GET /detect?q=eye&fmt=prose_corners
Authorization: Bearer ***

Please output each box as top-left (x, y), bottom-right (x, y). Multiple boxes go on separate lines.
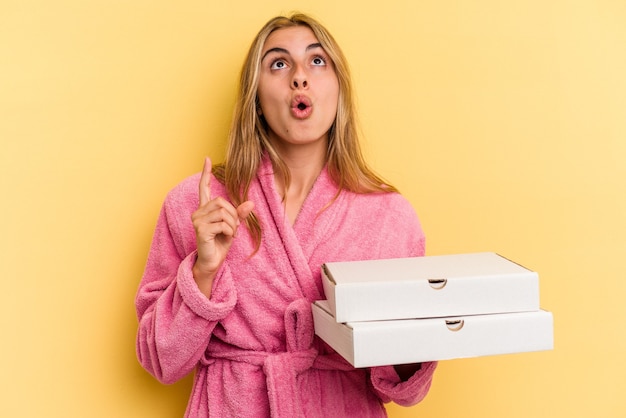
top-left (311, 56), bottom-right (327, 66)
top-left (270, 59), bottom-right (288, 70)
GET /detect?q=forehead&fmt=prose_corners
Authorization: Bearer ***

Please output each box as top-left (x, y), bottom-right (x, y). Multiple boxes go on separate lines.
top-left (262, 26), bottom-right (320, 53)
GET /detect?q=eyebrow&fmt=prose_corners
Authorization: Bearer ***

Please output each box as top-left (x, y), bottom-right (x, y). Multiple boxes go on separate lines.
top-left (261, 43), bottom-right (323, 62)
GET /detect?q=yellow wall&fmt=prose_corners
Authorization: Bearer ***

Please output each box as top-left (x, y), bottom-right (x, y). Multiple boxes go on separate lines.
top-left (1, 1), bottom-right (624, 416)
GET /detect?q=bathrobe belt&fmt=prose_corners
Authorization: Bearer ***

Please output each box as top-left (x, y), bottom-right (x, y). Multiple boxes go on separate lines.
top-left (202, 299), bottom-right (354, 418)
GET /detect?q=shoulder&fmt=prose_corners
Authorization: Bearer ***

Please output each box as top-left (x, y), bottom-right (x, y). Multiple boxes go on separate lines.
top-left (340, 191), bottom-right (425, 258)
top-left (166, 173), bottom-right (200, 200)
top-left (162, 173), bottom-right (200, 215)
top-left (348, 191), bottom-right (419, 224)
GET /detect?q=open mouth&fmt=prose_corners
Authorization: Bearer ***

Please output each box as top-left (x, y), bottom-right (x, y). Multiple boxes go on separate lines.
top-left (291, 95), bottom-right (313, 119)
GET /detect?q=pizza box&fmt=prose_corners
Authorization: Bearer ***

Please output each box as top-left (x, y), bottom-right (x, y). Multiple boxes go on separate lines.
top-left (322, 252), bottom-right (539, 322)
top-left (312, 300), bottom-right (554, 368)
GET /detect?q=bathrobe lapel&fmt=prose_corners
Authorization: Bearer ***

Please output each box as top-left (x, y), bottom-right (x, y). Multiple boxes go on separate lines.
top-left (256, 156), bottom-right (340, 303)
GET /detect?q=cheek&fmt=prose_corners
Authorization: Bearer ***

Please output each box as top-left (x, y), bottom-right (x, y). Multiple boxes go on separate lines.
top-left (256, 97), bottom-right (272, 121)
top-left (323, 80), bottom-right (340, 116)
top-left (256, 86), bottom-right (270, 110)
top-left (324, 76), bottom-right (340, 104)
top-left (257, 78), bottom-right (281, 108)
top-left (256, 90), bottom-right (282, 132)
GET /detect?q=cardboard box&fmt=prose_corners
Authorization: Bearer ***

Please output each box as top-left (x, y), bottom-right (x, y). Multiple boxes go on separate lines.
top-left (312, 300), bottom-right (554, 368)
top-left (322, 252), bottom-right (539, 322)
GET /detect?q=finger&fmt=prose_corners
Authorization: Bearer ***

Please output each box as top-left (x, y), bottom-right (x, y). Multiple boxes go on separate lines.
top-left (196, 219), bottom-right (237, 240)
top-left (192, 203), bottom-right (239, 230)
top-left (198, 156), bottom-right (212, 206)
top-left (207, 205), bottom-right (240, 226)
top-left (237, 201), bottom-right (255, 222)
top-left (233, 201), bottom-right (255, 238)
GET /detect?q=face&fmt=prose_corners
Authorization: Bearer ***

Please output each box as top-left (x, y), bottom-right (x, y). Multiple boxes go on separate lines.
top-left (257, 26), bottom-right (339, 150)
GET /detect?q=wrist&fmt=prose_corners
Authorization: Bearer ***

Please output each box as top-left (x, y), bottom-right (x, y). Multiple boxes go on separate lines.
top-left (192, 257), bottom-right (218, 297)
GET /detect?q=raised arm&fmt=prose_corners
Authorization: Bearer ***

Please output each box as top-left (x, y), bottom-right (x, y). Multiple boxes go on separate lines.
top-left (135, 158), bottom-right (252, 384)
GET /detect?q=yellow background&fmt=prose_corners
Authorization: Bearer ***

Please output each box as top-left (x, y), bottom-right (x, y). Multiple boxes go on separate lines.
top-left (1, 0), bottom-right (625, 417)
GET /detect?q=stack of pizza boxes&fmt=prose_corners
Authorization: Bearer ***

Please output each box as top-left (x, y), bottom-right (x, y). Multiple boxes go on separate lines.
top-left (312, 252), bottom-right (553, 367)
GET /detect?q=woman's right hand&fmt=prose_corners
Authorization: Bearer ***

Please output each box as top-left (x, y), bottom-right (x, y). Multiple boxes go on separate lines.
top-left (191, 157), bottom-right (254, 297)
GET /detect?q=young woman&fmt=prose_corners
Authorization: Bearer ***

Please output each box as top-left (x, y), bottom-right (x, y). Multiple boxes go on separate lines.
top-left (136, 13), bottom-right (437, 418)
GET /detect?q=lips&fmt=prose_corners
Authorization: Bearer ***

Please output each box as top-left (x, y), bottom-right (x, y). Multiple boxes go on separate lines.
top-left (290, 95), bottom-right (313, 119)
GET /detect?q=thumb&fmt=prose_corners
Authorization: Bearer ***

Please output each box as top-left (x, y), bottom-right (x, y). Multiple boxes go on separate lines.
top-left (237, 201), bottom-right (255, 222)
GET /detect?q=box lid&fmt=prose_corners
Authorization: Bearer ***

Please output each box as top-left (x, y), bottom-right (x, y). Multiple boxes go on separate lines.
top-left (323, 252), bottom-right (532, 285)
top-left (322, 252), bottom-right (540, 322)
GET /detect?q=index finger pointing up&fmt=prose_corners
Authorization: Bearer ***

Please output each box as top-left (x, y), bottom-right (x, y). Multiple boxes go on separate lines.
top-left (199, 156), bottom-right (212, 206)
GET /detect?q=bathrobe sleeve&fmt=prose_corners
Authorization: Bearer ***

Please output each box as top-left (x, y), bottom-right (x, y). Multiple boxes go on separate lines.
top-left (135, 174), bottom-right (238, 384)
top-left (370, 362), bottom-right (438, 406)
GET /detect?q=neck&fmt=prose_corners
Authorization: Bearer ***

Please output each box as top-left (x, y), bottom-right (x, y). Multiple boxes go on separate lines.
top-left (271, 139), bottom-right (327, 197)
top-left (270, 139), bottom-right (328, 225)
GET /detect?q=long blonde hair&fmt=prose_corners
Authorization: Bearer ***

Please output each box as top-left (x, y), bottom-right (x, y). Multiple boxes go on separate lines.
top-left (215, 12), bottom-right (398, 248)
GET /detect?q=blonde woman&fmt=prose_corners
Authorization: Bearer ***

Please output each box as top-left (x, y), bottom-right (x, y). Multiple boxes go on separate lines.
top-left (136, 13), bottom-right (437, 418)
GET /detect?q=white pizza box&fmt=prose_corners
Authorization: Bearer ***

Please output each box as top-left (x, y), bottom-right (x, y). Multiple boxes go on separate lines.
top-left (312, 300), bottom-right (554, 368)
top-left (322, 252), bottom-right (539, 323)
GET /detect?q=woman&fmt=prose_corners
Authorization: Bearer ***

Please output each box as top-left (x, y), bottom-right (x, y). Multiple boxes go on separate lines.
top-left (136, 13), bottom-right (437, 418)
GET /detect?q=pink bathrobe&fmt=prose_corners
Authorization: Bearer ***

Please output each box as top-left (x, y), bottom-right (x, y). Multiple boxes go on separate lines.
top-left (136, 155), bottom-right (437, 417)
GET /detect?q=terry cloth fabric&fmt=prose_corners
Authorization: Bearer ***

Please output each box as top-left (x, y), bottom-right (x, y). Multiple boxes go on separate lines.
top-left (135, 154), bottom-right (437, 418)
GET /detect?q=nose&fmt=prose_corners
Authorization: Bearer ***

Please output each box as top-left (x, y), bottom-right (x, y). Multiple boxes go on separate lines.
top-left (293, 79), bottom-right (308, 88)
top-left (291, 66), bottom-right (308, 89)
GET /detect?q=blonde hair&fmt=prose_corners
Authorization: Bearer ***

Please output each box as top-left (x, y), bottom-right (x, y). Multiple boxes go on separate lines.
top-left (215, 12), bottom-right (398, 248)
